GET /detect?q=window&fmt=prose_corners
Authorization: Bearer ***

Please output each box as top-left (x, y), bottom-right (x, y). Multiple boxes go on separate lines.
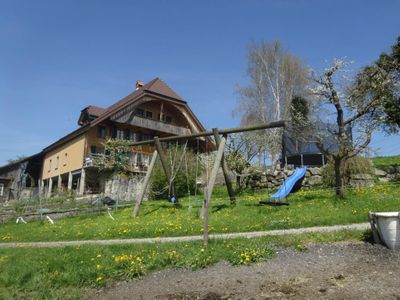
top-left (90, 145), bottom-right (97, 154)
top-left (49, 159), bottom-right (52, 172)
top-left (143, 134), bottom-right (153, 141)
top-left (115, 129), bottom-right (124, 139)
top-left (136, 132), bottom-right (143, 141)
top-left (55, 156), bottom-right (59, 170)
top-left (146, 111), bottom-right (153, 119)
top-left (0, 183), bottom-right (4, 196)
top-left (158, 114), bottom-right (172, 123)
top-left (124, 129), bottom-right (131, 140)
top-left (97, 126), bottom-right (106, 138)
top-left (130, 131), bottom-right (136, 141)
top-left (135, 108), bottom-right (145, 117)
top-left (111, 127), bottom-right (124, 139)
top-left (64, 153), bottom-right (68, 166)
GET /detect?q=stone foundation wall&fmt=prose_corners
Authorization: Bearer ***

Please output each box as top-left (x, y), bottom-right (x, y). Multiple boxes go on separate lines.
top-left (247, 166), bottom-right (400, 191)
top-left (103, 174), bottom-right (145, 201)
top-left (248, 167), bottom-right (323, 190)
top-left (374, 167), bottom-right (400, 183)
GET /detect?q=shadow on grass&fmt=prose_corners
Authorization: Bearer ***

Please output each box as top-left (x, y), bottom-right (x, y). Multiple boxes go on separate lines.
top-left (212, 204), bottom-right (229, 213)
top-left (143, 207), bottom-right (161, 216)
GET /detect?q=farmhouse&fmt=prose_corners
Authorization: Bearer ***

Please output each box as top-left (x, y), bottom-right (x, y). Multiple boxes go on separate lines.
top-left (0, 78), bottom-right (208, 200)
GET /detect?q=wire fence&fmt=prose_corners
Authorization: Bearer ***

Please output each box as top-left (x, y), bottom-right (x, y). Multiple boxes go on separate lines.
top-left (0, 193), bottom-right (135, 224)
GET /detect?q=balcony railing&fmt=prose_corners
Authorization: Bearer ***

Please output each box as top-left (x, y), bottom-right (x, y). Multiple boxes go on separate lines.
top-left (128, 116), bottom-right (191, 136)
top-left (84, 153), bottom-right (148, 173)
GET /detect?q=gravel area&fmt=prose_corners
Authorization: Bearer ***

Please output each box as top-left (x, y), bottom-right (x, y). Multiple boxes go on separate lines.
top-left (86, 241), bottom-right (400, 300)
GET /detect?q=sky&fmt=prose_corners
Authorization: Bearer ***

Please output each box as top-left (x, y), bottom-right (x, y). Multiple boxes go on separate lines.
top-left (1, 0), bottom-right (400, 165)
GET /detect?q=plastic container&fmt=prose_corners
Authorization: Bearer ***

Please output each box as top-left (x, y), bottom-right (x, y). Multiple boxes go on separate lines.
top-left (369, 212), bottom-right (400, 250)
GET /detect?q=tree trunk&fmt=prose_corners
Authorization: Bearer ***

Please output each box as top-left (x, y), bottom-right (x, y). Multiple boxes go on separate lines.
top-left (270, 152), bottom-right (277, 172)
top-left (334, 157), bottom-right (345, 198)
top-left (236, 175), bottom-right (242, 192)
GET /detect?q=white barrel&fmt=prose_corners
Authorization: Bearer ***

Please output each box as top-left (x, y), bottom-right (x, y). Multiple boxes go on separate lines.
top-left (371, 212), bottom-right (400, 250)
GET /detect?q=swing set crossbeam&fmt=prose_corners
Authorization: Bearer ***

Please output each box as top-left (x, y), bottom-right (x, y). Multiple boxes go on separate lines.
top-left (129, 121), bottom-right (285, 147)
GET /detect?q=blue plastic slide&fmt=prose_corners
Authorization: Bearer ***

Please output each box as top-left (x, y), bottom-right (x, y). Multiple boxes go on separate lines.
top-left (270, 167), bottom-right (307, 200)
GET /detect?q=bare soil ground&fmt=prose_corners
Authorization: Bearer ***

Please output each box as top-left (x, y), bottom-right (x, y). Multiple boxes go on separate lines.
top-left (86, 242), bottom-right (400, 300)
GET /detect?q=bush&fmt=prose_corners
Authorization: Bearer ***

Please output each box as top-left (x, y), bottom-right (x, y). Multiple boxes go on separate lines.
top-left (322, 155), bottom-right (374, 187)
top-left (149, 145), bottom-right (200, 200)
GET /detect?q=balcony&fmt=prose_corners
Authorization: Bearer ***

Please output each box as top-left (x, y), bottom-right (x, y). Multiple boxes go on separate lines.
top-left (127, 116), bottom-right (191, 136)
top-left (84, 153), bottom-right (148, 173)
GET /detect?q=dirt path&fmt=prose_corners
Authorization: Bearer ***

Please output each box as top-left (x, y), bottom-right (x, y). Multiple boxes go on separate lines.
top-left (0, 223), bottom-right (369, 248)
top-left (86, 241), bottom-right (400, 300)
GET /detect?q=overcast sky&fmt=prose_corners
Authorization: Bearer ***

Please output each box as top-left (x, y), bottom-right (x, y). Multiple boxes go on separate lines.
top-left (1, 0), bottom-right (400, 165)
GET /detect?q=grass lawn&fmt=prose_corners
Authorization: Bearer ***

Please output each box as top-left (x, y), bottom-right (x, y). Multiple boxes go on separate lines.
top-left (0, 230), bottom-right (367, 299)
top-left (372, 155), bottom-right (400, 170)
top-left (0, 183), bottom-right (399, 243)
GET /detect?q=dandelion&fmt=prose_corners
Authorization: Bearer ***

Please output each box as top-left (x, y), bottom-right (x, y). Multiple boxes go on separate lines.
top-left (96, 276), bottom-right (103, 282)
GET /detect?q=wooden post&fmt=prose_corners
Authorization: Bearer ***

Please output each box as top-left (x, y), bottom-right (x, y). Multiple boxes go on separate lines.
top-left (38, 179), bottom-right (43, 198)
top-left (212, 128), bottom-right (236, 204)
top-left (203, 137), bottom-right (226, 246)
top-left (133, 150), bottom-right (158, 217)
top-left (78, 168), bottom-right (85, 195)
top-left (57, 174), bottom-right (62, 192)
top-left (67, 172), bottom-right (72, 191)
top-left (47, 177), bottom-right (53, 199)
top-left (301, 154), bottom-right (304, 167)
top-left (154, 137), bottom-right (175, 198)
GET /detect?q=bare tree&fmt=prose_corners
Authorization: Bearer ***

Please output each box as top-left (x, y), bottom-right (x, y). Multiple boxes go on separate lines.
top-left (237, 40), bottom-right (309, 169)
top-left (310, 59), bottom-right (392, 197)
top-left (225, 132), bottom-right (261, 191)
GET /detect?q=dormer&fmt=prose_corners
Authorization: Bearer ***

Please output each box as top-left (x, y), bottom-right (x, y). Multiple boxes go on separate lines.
top-left (78, 106), bottom-right (106, 126)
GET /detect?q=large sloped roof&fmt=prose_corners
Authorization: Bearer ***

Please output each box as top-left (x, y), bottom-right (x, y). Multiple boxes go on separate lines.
top-left (43, 78), bottom-right (207, 153)
top-left (144, 78), bottom-right (184, 101)
top-left (86, 105), bottom-right (106, 117)
top-left (91, 77), bottom-right (186, 127)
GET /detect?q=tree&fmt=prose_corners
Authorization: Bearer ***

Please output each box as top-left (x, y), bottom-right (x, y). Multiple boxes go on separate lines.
top-left (288, 95), bottom-right (311, 137)
top-left (354, 37), bottom-right (400, 132)
top-left (237, 40), bottom-right (309, 168)
top-left (225, 133), bottom-right (260, 191)
top-left (93, 139), bottom-right (132, 173)
top-left (310, 57), bottom-right (395, 197)
top-left (149, 144), bottom-right (198, 199)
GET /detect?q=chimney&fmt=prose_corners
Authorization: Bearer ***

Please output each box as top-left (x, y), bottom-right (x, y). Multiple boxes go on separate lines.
top-left (136, 80), bottom-right (144, 90)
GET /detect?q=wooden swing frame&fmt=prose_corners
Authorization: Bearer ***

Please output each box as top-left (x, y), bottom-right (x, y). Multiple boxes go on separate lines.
top-left (131, 120), bottom-right (285, 245)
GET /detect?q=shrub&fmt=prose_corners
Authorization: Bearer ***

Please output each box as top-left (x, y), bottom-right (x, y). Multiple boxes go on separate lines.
top-left (322, 155), bottom-right (374, 187)
top-left (149, 145), bottom-right (200, 200)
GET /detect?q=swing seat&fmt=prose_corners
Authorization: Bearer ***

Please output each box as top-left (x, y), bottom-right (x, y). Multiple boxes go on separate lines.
top-left (259, 200), bottom-right (289, 206)
top-left (168, 196), bottom-right (177, 203)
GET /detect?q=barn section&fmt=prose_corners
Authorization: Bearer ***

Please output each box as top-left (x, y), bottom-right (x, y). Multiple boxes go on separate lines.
top-left (0, 153), bottom-right (43, 202)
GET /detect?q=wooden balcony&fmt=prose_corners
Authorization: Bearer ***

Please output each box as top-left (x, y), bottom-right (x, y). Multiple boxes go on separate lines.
top-left (84, 153), bottom-right (148, 173)
top-left (127, 116), bottom-right (191, 136)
